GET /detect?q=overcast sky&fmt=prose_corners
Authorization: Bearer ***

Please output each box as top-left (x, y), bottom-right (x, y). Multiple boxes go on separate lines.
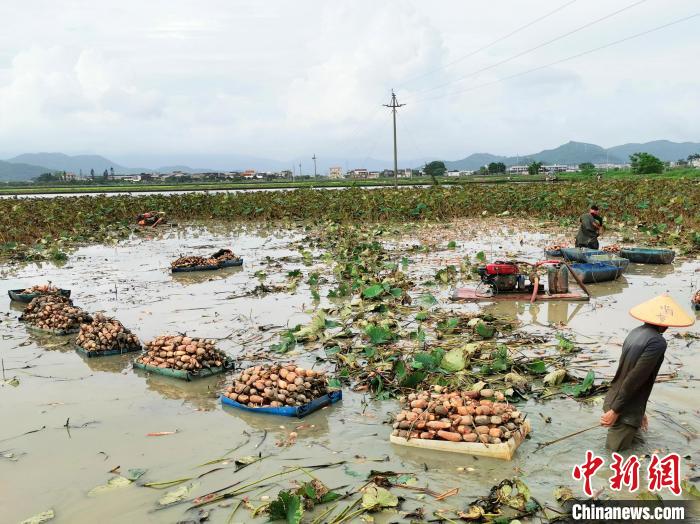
top-left (0, 0), bottom-right (698, 166)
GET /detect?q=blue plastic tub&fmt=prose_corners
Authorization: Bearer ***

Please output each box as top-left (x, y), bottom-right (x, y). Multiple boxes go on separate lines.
top-left (220, 390), bottom-right (342, 418)
top-left (619, 248), bottom-right (675, 265)
top-left (560, 248), bottom-right (605, 263)
top-left (171, 258), bottom-right (243, 273)
top-left (585, 254), bottom-right (630, 271)
top-left (570, 262), bottom-right (624, 284)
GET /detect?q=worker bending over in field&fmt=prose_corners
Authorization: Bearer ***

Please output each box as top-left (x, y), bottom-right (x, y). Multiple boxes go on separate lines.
top-left (575, 205), bottom-right (603, 249)
top-left (600, 295), bottom-right (695, 451)
top-left (137, 211), bottom-right (166, 227)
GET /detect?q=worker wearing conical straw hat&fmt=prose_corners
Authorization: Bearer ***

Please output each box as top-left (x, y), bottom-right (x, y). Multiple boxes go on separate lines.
top-left (601, 295), bottom-right (695, 451)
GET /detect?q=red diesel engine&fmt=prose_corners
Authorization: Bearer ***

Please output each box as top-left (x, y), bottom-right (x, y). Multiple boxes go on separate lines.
top-left (477, 261), bottom-right (520, 292)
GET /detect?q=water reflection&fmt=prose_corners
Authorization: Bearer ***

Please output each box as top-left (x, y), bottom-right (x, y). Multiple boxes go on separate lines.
top-left (25, 331), bottom-right (75, 352)
top-left (133, 367), bottom-right (224, 411)
top-left (77, 351), bottom-right (135, 373)
top-left (221, 400), bottom-right (333, 439)
top-left (588, 277), bottom-right (630, 298)
top-left (624, 263), bottom-right (676, 279)
top-left (480, 278), bottom-right (631, 326)
top-left (170, 265), bottom-right (244, 286)
top-left (9, 300), bottom-right (27, 313)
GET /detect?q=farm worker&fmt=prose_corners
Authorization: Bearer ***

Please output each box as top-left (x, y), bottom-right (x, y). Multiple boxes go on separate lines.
top-left (151, 211), bottom-right (166, 227)
top-left (600, 295), bottom-right (695, 451)
top-left (574, 204), bottom-right (603, 249)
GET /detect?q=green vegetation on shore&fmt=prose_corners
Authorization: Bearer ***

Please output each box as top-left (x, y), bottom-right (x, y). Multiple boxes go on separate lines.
top-left (0, 176), bottom-right (521, 195)
top-left (1, 179), bottom-right (698, 261)
top-left (0, 168), bottom-right (696, 195)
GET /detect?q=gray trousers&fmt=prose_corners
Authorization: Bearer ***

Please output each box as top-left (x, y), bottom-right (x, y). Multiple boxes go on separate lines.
top-left (606, 422), bottom-right (640, 451)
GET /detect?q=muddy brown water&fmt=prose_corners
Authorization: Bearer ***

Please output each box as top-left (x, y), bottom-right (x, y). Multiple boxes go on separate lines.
top-left (0, 221), bottom-right (698, 523)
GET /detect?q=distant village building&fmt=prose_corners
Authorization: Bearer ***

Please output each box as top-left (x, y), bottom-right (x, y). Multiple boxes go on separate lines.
top-left (348, 168), bottom-right (369, 179)
top-left (368, 171), bottom-right (380, 179)
top-left (119, 175), bottom-right (142, 182)
top-left (328, 166), bottom-right (343, 179)
top-left (594, 163), bottom-right (629, 170)
top-left (506, 165), bottom-right (529, 175)
top-left (541, 164), bottom-right (568, 173)
top-left (380, 168), bottom-right (412, 178)
top-left (446, 170), bottom-right (461, 177)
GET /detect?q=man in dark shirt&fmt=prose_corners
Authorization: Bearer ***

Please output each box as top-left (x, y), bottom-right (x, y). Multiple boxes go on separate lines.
top-left (601, 295), bottom-right (695, 451)
top-left (575, 205), bottom-right (603, 249)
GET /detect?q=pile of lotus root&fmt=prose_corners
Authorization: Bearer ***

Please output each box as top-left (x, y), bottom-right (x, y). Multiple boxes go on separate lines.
top-left (20, 295), bottom-right (91, 332)
top-left (171, 249), bottom-right (238, 269)
top-left (21, 283), bottom-right (60, 294)
top-left (76, 313), bottom-right (141, 354)
top-left (136, 335), bottom-right (229, 372)
top-left (391, 387), bottom-right (527, 444)
top-left (545, 242), bottom-right (569, 252)
top-left (223, 363), bottom-right (329, 408)
top-left (602, 244), bottom-right (621, 254)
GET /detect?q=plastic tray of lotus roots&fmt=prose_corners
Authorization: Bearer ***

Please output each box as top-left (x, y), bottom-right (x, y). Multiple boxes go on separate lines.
top-left (390, 419), bottom-right (531, 461)
top-left (8, 288), bottom-right (72, 303)
top-left (24, 324), bottom-right (79, 336)
top-left (75, 345), bottom-right (142, 358)
top-left (171, 258), bottom-right (243, 273)
top-left (220, 390), bottom-right (342, 418)
top-left (133, 360), bottom-right (233, 381)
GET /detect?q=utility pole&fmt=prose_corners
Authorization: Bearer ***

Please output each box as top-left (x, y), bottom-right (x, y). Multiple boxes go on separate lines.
top-left (299, 163), bottom-right (302, 179)
top-left (312, 154), bottom-right (317, 177)
top-left (383, 89), bottom-right (405, 188)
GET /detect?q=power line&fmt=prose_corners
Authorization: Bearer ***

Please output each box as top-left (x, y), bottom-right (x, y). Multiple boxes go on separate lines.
top-left (398, 0), bottom-right (578, 88)
top-left (407, 0), bottom-right (648, 100)
top-left (414, 12), bottom-right (699, 103)
top-left (397, 116), bottom-right (426, 175)
top-left (339, 104), bottom-right (383, 163)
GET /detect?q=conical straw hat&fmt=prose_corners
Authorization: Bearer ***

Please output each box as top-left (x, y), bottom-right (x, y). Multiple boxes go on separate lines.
top-left (629, 294), bottom-right (695, 327)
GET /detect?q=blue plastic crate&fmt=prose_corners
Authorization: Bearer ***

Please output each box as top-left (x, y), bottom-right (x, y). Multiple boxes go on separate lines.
top-left (75, 345), bottom-right (142, 358)
top-left (220, 390), bottom-right (342, 418)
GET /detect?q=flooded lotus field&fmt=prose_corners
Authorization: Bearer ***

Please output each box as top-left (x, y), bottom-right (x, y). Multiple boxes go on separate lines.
top-left (0, 219), bottom-right (698, 523)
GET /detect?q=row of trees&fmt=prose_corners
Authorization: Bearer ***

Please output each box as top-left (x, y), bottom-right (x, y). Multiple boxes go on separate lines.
top-left (425, 151), bottom-right (697, 179)
top-left (35, 168), bottom-right (115, 183)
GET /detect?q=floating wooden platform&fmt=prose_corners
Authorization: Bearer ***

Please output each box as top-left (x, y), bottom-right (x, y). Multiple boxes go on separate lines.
top-left (452, 288), bottom-right (589, 302)
top-left (390, 420), bottom-right (531, 460)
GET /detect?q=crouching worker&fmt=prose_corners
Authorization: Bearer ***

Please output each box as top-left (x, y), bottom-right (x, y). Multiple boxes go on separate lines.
top-left (137, 211), bottom-right (166, 227)
top-left (600, 295), bottom-right (695, 451)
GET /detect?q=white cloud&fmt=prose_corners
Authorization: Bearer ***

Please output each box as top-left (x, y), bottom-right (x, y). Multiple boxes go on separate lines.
top-left (0, 0), bottom-right (698, 162)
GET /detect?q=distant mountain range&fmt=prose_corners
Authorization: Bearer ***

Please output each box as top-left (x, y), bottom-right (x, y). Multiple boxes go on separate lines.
top-left (1, 140), bottom-right (698, 181)
top-left (443, 140), bottom-right (700, 171)
top-left (7, 153), bottom-right (133, 175)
